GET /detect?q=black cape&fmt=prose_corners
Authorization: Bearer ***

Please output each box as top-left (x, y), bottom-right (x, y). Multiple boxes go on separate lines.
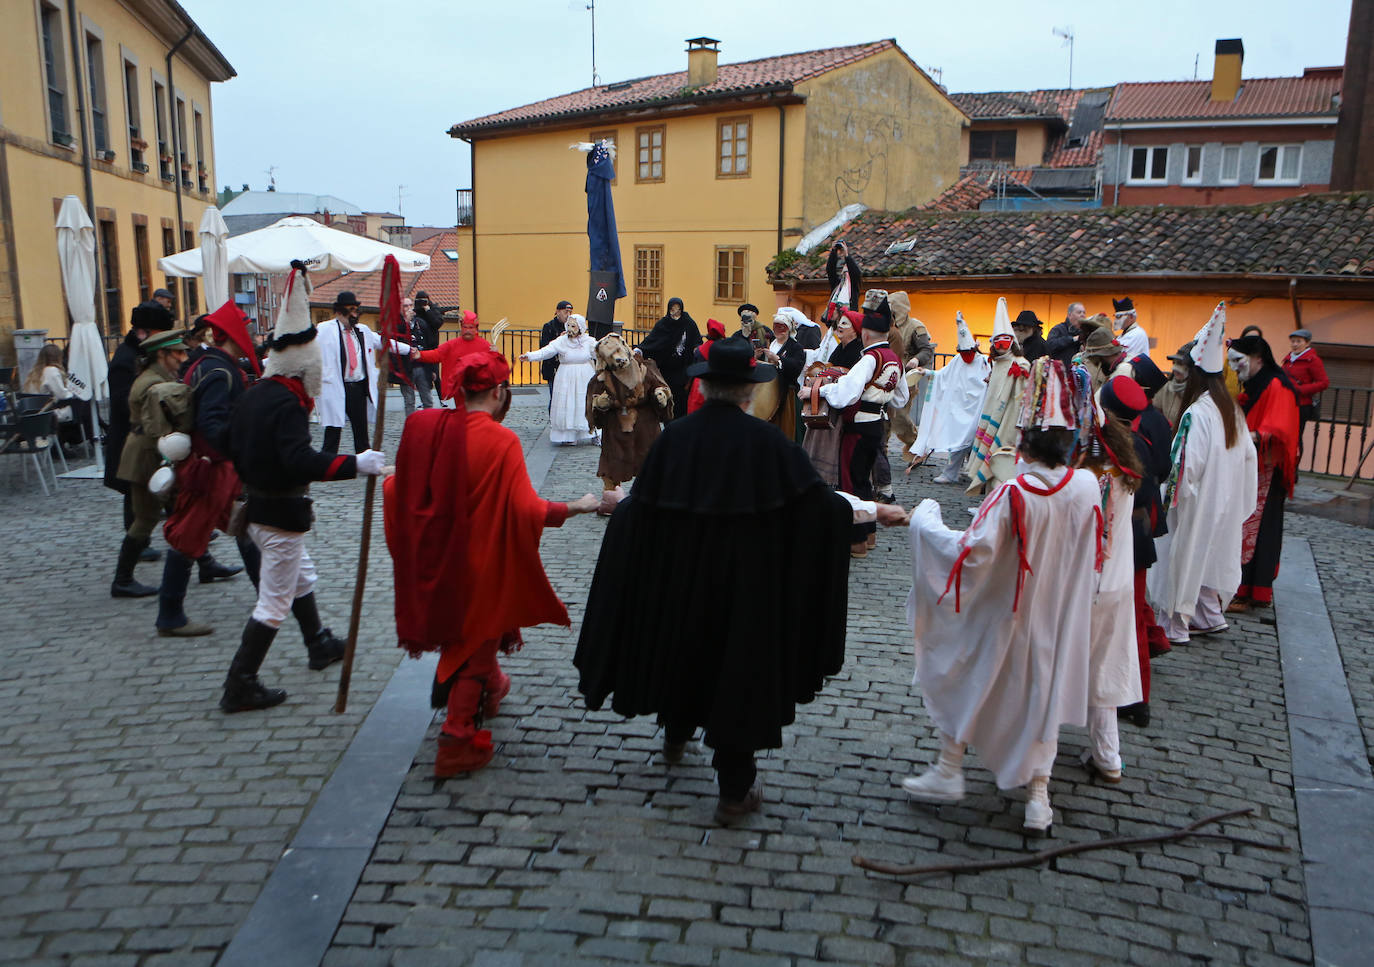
top-left (574, 402), bottom-right (851, 751)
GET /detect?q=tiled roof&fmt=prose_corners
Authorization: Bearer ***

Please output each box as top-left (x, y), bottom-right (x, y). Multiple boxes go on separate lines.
top-left (922, 169), bottom-right (1033, 212)
top-left (451, 40), bottom-right (904, 134)
top-left (952, 87), bottom-right (1110, 168)
top-left (951, 88), bottom-right (1081, 121)
top-left (770, 193), bottom-right (1374, 282)
top-left (1106, 74), bottom-right (1342, 122)
top-left (310, 231), bottom-right (463, 311)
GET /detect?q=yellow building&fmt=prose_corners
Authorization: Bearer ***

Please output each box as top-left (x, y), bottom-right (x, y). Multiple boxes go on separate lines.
top-left (0, 0), bottom-right (234, 359)
top-left (448, 38), bottom-right (966, 331)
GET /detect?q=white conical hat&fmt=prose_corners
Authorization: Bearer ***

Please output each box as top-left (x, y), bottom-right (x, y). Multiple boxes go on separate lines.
top-left (992, 298), bottom-right (1013, 338)
top-left (270, 267), bottom-right (316, 349)
top-left (956, 311), bottom-right (975, 351)
top-left (1189, 302), bottom-right (1226, 374)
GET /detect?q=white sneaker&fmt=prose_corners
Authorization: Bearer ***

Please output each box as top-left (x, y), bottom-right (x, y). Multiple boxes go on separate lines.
top-left (1023, 799), bottom-right (1054, 833)
top-left (901, 767), bottom-right (964, 803)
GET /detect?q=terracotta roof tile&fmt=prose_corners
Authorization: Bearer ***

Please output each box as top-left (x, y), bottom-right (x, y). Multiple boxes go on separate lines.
top-left (1106, 73), bottom-right (1341, 122)
top-left (772, 193), bottom-right (1374, 282)
top-left (451, 40), bottom-right (899, 134)
top-left (310, 232), bottom-right (463, 311)
top-left (950, 88), bottom-right (1082, 121)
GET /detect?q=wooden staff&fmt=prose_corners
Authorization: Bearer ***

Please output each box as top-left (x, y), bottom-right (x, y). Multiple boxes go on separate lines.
top-left (336, 258), bottom-right (403, 713)
top-left (851, 808), bottom-right (1287, 878)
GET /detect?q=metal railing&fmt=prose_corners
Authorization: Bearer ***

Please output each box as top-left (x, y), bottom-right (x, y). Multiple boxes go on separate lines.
top-left (1300, 386), bottom-right (1374, 481)
top-left (439, 327), bottom-right (649, 387)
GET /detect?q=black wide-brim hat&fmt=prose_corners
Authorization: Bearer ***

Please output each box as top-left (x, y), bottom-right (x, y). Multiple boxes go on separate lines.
top-left (333, 291), bottom-right (360, 309)
top-left (685, 334), bottom-right (775, 383)
top-left (737, 303), bottom-right (759, 316)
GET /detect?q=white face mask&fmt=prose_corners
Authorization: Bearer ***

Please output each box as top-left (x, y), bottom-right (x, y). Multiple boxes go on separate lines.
top-left (1227, 348), bottom-right (1251, 380)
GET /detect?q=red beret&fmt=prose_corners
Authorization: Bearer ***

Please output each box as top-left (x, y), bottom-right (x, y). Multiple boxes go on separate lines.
top-left (841, 309), bottom-right (864, 327)
top-left (706, 318), bottom-right (726, 339)
top-left (1102, 374), bottom-right (1148, 418)
top-left (450, 350), bottom-right (510, 394)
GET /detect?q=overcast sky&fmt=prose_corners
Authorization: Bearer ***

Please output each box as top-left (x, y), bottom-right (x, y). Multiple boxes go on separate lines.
top-left (182, 0), bottom-right (1354, 227)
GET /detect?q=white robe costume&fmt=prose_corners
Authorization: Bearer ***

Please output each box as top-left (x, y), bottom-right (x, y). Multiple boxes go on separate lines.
top-left (1118, 322), bottom-right (1150, 361)
top-left (906, 461), bottom-right (1102, 789)
top-left (1089, 473), bottom-right (1143, 709)
top-left (909, 353), bottom-right (990, 459)
top-left (525, 333), bottom-right (600, 444)
top-left (1147, 394), bottom-right (1258, 620)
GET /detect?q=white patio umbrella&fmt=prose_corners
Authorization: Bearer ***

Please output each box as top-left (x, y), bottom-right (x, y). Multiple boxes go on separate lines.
top-left (56, 194), bottom-right (108, 471)
top-left (157, 215), bottom-right (430, 276)
top-left (198, 206), bottom-right (230, 312)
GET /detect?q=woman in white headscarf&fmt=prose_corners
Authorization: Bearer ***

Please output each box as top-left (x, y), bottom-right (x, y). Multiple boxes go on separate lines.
top-left (521, 314), bottom-right (600, 445)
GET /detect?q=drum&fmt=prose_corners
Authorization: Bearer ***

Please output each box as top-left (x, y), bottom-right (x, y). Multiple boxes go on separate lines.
top-left (748, 374), bottom-right (782, 423)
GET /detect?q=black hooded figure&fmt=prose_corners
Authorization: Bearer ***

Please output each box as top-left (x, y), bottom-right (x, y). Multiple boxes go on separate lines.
top-left (825, 241), bottom-right (863, 312)
top-left (637, 296), bottom-right (702, 420)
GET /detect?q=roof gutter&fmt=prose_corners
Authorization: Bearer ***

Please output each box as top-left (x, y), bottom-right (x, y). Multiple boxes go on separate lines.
top-left (66, 0), bottom-right (103, 335)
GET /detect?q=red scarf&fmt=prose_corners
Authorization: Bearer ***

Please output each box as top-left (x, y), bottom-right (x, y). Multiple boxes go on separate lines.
top-left (267, 374), bottom-right (314, 413)
top-left (1244, 377), bottom-right (1300, 497)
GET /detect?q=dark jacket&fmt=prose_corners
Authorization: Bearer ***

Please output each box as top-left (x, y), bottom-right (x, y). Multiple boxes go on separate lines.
top-left (1044, 320), bottom-right (1081, 368)
top-left (1019, 331), bottom-right (1049, 362)
top-left (183, 346), bottom-right (247, 460)
top-left (825, 251), bottom-right (862, 309)
top-left (539, 318), bottom-right (564, 382)
top-left (230, 376), bottom-right (357, 532)
top-left (795, 325), bottom-right (822, 351)
top-left (412, 308), bottom-right (441, 350)
top-left (1131, 405), bottom-right (1173, 570)
top-left (103, 331), bottom-right (142, 492)
top-left (774, 338), bottom-right (806, 388)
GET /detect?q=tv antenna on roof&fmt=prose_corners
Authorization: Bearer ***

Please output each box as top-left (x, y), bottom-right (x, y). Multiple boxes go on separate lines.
top-left (264, 165), bottom-right (277, 190)
top-left (1053, 26), bottom-right (1074, 88)
top-left (585, 0), bottom-right (599, 87)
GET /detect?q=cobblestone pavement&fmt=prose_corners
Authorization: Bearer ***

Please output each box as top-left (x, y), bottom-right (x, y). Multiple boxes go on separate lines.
top-left (324, 439), bottom-right (1318, 967)
top-left (0, 394), bottom-right (544, 966)
top-left (5, 399), bottom-right (1368, 966)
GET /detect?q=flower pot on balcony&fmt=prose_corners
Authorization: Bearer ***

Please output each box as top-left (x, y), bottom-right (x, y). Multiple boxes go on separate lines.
top-left (131, 138), bottom-right (148, 151)
top-left (132, 161), bottom-right (149, 173)
top-left (98, 149), bottom-right (116, 163)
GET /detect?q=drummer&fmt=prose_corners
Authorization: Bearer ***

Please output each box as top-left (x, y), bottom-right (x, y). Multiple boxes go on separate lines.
top-left (759, 310), bottom-right (807, 440)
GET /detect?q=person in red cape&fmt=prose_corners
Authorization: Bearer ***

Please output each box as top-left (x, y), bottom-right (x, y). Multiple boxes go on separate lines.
top-left (384, 349), bottom-right (599, 777)
top-left (685, 318), bottom-right (727, 414)
top-left (1226, 334), bottom-right (1300, 611)
top-left (413, 310), bottom-right (491, 405)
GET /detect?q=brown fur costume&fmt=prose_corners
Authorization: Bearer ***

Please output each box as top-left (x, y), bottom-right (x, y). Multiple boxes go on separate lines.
top-left (586, 334), bottom-right (674, 486)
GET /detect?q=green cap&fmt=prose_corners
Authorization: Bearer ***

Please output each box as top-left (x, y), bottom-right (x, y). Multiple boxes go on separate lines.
top-left (139, 330), bottom-right (189, 356)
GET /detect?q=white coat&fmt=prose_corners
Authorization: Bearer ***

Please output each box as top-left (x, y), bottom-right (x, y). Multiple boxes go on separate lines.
top-left (1148, 394), bottom-right (1258, 619)
top-left (906, 462), bottom-right (1101, 789)
top-left (1088, 473), bottom-right (1143, 708)
top-left (316, 317), bottom-right (381, 428)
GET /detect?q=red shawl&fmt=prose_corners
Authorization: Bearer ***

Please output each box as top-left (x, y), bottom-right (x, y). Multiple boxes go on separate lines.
top-left (383, 408), bottom-right (569, 678)
top-left (1243, 375), bottom-right (1300, 497)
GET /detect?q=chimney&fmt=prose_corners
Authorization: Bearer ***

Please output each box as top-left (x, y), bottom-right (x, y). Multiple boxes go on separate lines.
top-left (1331, 0), bottom-right (1373, 190)
top-left (686, 37), bottom-right (720, 87)
top-left (1211, 38), bottom-right (1244, 101)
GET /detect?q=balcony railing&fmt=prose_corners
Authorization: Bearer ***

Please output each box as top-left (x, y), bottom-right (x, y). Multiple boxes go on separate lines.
top-left (437, 327), bottom-right (648, 386)
top-left (456, 188), bottom-right (473, 227)
top-left (1300, 385), bottom-right (1374, 481)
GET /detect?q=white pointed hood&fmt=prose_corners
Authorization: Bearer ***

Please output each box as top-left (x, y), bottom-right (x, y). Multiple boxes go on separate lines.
top-left (992, 298), bottom-right (1013, 339)
top-left (269, 267), bottom-right (316, 349)
top-left (955, 312), bottom-right (976, 351)
top-left (1189, 302), bottom-right (1227, 374)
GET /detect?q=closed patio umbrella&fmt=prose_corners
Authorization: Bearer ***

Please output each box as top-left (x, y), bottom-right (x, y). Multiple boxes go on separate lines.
top-left (198, 206), bottom-right (231, 313)
top-left (56, 194), bottom-right (107, 470)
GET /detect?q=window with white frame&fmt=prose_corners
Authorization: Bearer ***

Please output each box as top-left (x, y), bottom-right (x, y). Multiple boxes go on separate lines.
top-left (1219, 144), bottom-right (1241, 184)
top-left (1256, 144), bottom-right (1302, 185)
top-left (39, 3), bottom-right (70, 143)
top-left (1182, 145), bottom-right (1203, 184)
top-left (1128, 146), bottom-right (1168, 184)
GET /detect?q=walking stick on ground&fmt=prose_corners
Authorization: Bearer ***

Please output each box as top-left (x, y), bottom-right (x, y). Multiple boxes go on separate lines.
top-left (851, 808), bottom-right (1287, 878)
top-left (335, 257), bottom-right (402, 713)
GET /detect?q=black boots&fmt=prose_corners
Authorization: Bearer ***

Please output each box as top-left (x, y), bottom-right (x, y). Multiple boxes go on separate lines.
top-left (220, 619), bottom-right (287, 713)
top-left (292, 593), bottom-right (345, 670)
top-left (198, 553), bottom-right (242, 584)
top-left (112, 537), bottom-right (159, 598)
top-left (155, 549), bottom-right (213, 637)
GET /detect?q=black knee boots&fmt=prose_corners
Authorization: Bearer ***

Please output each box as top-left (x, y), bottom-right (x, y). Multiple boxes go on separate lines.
top-left (220, 619), bottom-right (287, 713)
top-left (112, 537), bottom-right (159, 598)
top-left (292, 593), bottom-right (345, 670)
top-left (197, 552), bottom-right (243, 584)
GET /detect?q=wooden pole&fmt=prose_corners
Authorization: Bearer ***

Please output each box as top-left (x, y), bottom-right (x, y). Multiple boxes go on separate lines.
top-left (851, 808), bottom-right (1286, 878)
top-left (334, 336), bottom-right (390, 714)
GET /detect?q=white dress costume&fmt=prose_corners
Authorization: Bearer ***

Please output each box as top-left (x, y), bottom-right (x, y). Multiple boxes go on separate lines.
top-left (906, 461), bottom-right (1102, 789)
top-left (525, 331), bottom-right (600, 444)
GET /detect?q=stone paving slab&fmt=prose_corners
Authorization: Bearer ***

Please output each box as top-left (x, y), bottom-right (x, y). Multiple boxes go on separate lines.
top-left (0, 393), bottom-right (545, 965)
top-left (325, 442), bottom-right (1315, 966)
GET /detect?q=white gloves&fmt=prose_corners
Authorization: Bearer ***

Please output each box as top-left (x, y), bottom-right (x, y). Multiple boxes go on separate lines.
top-left (355, 449), bottom-right (387, 476)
